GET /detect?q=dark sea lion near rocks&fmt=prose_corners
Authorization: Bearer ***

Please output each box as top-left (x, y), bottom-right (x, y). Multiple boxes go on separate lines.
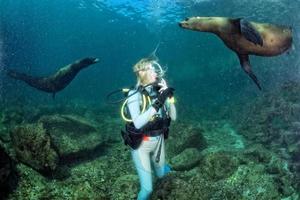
top-left (7, 57), bottom-right (99, 98)
top-left (179, 17), bottom-right (293, 90)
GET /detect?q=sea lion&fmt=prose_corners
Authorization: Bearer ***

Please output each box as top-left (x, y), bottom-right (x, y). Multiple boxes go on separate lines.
top-left (7, 57), bottom-right (99, 97)
top-left (179, 17), bottom-right (293, 90)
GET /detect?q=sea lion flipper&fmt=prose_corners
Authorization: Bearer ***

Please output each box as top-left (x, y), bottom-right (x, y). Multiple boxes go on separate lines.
top-left (7, 69), bottom-right (38, 86)
top-left (237, 54), bottom-right (262, 90)
top-left (7, 69), bottom-right (22, 79)
top-left (239, 19), bottom-right (263, 46)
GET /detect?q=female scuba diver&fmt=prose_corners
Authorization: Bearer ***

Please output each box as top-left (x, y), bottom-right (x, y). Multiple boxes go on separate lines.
top-left (121, 58), bottom-right (176, 200)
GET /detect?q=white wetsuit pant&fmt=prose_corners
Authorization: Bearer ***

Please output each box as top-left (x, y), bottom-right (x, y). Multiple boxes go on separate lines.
top-left (131, 135), bottom-right (169, 200)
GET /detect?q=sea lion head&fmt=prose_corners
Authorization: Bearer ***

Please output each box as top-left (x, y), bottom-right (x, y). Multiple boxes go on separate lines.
top-left (79, 57), bottom-right (99, 65)
top-left (179, 17), bottom-right (222, 32)
top-left (73, 57), bottom-right (100, 70)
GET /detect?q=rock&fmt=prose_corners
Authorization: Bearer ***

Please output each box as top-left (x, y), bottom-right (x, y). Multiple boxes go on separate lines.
top-left (288, 141), bottom-right (300, 162)
top-left (39, 114), bottom-right (97, 134)
top-left (1, 107), bottom-right (24, 128)
top-left (200, 151), bottom-right (239, 181)
top-left (10, 123), bottom-right (59, 174)
top-left (241, 144), bottom-right (272, 164)
top-left (224, 164), bottom-right (281, 199)
top-left (38, 114), bottom-right (104, 160)
top-left (282, 130), bottom-right (300, 147)
top-left (237, 81), bottom-right (300, 189)
top-left (170, 148), bottom-right (201, 171)
top-left (0, 127), bottom-right (10, 143)
top-left (153, 152), bottom-right (296, 200)
top-left (0, 145), bottom-right (18, 198)
top-left (291, 121), bottom-right (300, 132)
top-left (167, 123), bottom-right (207, 157)
top-left (152, 174), bottom-right (196, 200)
top-left (202, 121), bottom-right (245, 152)
top-left (111, 174), bottom-right (139, 200)
top-left (291, 104), bottom-right (300, 121)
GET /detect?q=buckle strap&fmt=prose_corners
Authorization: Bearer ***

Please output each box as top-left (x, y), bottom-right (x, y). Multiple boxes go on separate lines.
top-left (143, 129), bottom-right (164, 137)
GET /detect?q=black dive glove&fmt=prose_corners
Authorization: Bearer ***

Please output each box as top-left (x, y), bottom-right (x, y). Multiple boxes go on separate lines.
top-left (152, 87), bottom-right (175, 112)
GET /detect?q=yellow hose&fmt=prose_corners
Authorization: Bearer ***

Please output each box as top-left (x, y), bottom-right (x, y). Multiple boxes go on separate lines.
top-left (121, 94), bottom-right (151, 122)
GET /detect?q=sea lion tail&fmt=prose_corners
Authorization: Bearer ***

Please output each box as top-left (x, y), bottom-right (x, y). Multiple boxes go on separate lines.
top-left (7, 69), bottom-right (46, 91)
top-left (7, 69), bottom-right (28, 80)
top-left (238, 54), bottom-right (262, 90)
top-left (239, 19), bottom-right (263, 46)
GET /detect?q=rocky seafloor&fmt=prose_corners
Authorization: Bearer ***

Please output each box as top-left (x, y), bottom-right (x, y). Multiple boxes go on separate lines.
top-left (0, 81), bottom-right (299, 200)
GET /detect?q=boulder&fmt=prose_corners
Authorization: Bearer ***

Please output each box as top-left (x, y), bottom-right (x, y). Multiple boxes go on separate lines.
top-left (167, 123), bottom-right (207, 157)
top-left (111, 174), bottom-right (139, 200)
top-left (0, 145), bottom-right (17, 198)
top-left (199, 151), bottom-right (239, 181)
top-left (10, 123), bottom-right (59, 174)
top-left (170, 148), bottom-right (201, 171)
top-left (38, 114), bottom-right (104, 160)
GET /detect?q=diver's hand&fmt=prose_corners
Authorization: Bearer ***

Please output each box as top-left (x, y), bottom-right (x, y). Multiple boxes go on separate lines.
top-left (152, 87), bottom-right (175, 111)
top-left (158, 78), bottom-right (168, 93)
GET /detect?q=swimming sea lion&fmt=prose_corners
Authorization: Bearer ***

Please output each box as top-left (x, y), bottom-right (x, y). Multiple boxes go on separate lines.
top-left (7, 57), bottom-right (99, 97)
top-left (179, 17), bottom-right (293, 90)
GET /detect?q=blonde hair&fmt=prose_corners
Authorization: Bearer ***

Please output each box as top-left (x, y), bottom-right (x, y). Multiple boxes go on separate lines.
top-left (133, 58), bottom-right (153, 86)
top-left (133, 58), bottom-right (166, 86)
top-left (133, 58), bottom-right (152, 72)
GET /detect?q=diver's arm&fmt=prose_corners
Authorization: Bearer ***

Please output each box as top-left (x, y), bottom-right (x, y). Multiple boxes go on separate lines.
top-left (157, 79), bottom-right (176, 120)
top-left (127, 91), bottom-right (157, 129)
top-left (169, 103), bottom-right (176, 121)
top-left (165, 98), bottom-right (176, 121)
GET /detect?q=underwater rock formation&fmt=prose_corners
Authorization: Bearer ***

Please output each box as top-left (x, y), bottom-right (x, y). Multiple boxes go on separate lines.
top-left (1, 107), bottom-right (24, 128)
top-left (152, 174), bottom-right (196, 200)
top-left (3, 97), bottom-right (299, 199)
top-left (238, 81), bottom-right (300, 191)
top-left (111, 174), bottom-right (139, 199)
top-left (167, 123), bottom-right (207, 157)
top-left (199, 151), bottom-right (240, 181)
top-left (170, 148), bottom-right (201, 171)
top-left (10, 123), bottom-right (59, 175)
top-left (152, 146), bottom-right (297, 199)
top-left (0, 145), bottom-right (18, 199)
top-left (38, 114), bottom-right (105, 163)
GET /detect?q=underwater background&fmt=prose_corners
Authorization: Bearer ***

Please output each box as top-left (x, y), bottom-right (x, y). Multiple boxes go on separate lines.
top-left (0, 0), bottom-right (300, 199)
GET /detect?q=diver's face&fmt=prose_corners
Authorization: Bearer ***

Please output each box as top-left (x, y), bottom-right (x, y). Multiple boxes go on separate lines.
top-left (138, 64), bottom-right (157, 85)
